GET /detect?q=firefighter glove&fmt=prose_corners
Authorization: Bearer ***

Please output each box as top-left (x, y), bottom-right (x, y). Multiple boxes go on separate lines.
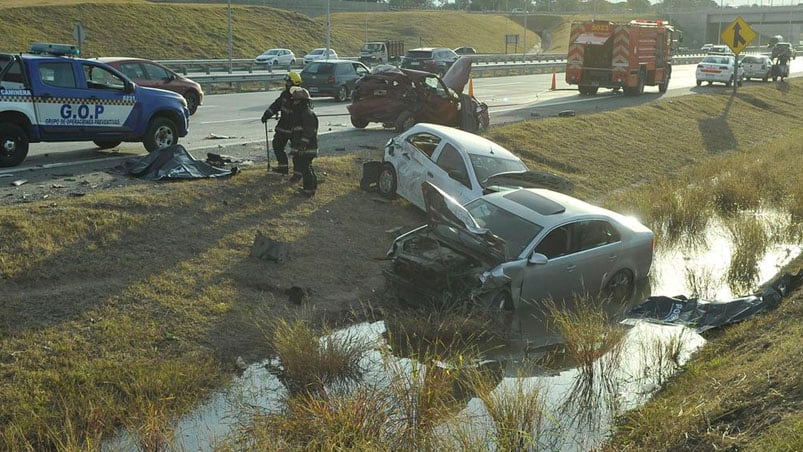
top-left (261, 110), bottom-right (271, 123)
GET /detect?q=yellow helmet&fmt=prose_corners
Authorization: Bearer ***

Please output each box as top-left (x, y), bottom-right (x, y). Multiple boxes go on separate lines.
top-left (286, 71), bottom-right (302, 86)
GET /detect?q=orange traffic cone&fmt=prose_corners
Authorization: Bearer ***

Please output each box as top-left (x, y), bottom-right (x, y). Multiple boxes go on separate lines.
top-left (468, 78), bottom-right (474, 97)
top-left (550, 70), bottom-right (557, 91)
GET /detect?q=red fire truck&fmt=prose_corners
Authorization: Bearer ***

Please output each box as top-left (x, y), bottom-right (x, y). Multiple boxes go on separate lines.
top-left (565, 19), bottom-right (680, 96)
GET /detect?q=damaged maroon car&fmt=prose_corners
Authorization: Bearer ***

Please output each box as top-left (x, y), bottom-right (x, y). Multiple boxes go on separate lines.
top-left (346, 58), bottom-right (489, 133)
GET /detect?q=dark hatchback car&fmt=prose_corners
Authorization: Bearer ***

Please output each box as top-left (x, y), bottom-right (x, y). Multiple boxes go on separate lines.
top-left (98, 57), bottom-right (204, 115)
top-left (300, 60), bottom-right (370, 102)
top-left (401, 47), bottom-right (460, 75)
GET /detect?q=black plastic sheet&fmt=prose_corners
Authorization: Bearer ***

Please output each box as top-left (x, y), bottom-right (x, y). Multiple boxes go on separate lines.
top-left (128, 145), bottom-right (237, 181)
top-left (626, 272), bottom-right (803, 333)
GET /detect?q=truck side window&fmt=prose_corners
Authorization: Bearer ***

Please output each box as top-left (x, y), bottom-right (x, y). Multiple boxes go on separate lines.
top-left (0, 58), bottom-right (26, 89)
top-left (39, 62), bottom-right (76, 89)
top-left (82, 63), bottom-right (126, 90)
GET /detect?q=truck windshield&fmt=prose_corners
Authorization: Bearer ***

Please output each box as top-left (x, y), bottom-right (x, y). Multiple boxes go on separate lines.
top-left (363, 43), bottom-right (382, 51)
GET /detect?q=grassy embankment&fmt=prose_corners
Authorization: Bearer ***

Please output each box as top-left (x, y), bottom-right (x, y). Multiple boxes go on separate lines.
top-left (1, 69), bottom-right (802, 448)
top-left (0, 2), bottom-right (542, 59)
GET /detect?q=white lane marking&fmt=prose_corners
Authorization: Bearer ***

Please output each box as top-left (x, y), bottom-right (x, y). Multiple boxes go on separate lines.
top-left (0, 155), bottom-right (134, 175)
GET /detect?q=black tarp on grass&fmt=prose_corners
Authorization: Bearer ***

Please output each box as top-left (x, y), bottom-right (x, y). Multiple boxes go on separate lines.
top-left (128, 145), bottom-right (237, 181)
top-left (626, 271), bottom-right (803, 333)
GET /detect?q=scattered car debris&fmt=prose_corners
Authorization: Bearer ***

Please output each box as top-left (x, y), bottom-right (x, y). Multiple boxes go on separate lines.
top-left (127, 145), bottom-right (238, 181)
top-left (0, 174), bottom-right (13, 178)
top-left (250, 231), bottom-right (291, 263)
top-left (626, 271), bottom-right (803, 332)
top-left (11, 179), bottom-right (27, 186)
top-left (558, 110), bottom-right (576, 117)
top-left (206, 153), bottom-right (245, 167)
top-left (206, 133), bottom-right (234, 139)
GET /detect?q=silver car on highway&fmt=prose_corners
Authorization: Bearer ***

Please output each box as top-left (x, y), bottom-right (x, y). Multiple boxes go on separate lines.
top-left (385, 182), bottom-right (655, 310)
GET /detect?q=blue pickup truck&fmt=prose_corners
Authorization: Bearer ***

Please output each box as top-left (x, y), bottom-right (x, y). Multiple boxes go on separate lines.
top-left (0, 43), bottom-right (189, 167)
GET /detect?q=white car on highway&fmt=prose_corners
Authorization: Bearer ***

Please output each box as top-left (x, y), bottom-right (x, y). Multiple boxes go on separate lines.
top-left (302, 48), bottom-right (338, 65)
top-left (696, 55), bottom-right (743, 87)
top-left (254, 48), bottom-right (296, 67)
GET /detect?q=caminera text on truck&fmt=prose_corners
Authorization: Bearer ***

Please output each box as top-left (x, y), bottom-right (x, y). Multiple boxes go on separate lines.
top-left (0, 43), bottom-right (189, 167)
top-left (565, 19), bottom-right (680, 96)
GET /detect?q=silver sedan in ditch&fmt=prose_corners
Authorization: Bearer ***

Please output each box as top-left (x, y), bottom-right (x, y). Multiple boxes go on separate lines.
top-left (385, 183), bottom-right (655, 310)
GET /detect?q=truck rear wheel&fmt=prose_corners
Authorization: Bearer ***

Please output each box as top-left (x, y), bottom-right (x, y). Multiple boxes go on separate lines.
top-left (94, 140), bottom-right (122, 150)
top-left (143, 117), bottom-right (178, 153)
top-left (0, 123), bottom-right (29, 168)
top-left (658, 68), bottom-right (671, 93)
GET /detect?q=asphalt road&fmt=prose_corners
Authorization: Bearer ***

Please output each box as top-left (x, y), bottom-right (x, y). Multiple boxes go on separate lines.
top-left (3, 60), bottom-right (800, 176)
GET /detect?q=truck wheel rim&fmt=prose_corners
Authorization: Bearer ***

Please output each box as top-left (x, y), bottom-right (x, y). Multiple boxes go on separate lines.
top-left (155, 126), bottom-right (175, 148)
top-left (2, 138), bottom-right (17, 154)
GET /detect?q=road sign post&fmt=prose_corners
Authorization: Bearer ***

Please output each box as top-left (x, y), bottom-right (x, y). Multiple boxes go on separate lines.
top-left (721, 16), bottom-right (757, 94)
top-left (72, 21), bottom-right (85, 54)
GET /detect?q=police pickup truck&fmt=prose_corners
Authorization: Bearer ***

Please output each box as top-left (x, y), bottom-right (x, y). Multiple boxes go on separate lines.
top-left (0, 43), bottom-right (189, 167)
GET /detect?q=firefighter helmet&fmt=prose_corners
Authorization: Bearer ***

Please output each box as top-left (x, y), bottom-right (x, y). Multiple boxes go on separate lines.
top-left (286, 71), bottom-right (302, 86)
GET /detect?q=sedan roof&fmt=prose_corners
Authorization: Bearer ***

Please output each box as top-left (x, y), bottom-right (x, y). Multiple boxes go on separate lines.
top-left (408, 123), bottom-right (522, 161)
top-left (480, 188), bottom-right (641, 231)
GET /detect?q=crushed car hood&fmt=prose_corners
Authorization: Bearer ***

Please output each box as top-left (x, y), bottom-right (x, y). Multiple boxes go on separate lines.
top-left (422, 182), bottom-right (508, 266)
top-left (482, 170), bottom-right (575, 194)
top-left (441, 57), bottom-right (472, 94)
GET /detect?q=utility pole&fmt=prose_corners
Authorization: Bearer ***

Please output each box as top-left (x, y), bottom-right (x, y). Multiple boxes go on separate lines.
top-left (227, 0), bottom-right (233, 73)
top-left (325, 0), bottom-right (331, 60)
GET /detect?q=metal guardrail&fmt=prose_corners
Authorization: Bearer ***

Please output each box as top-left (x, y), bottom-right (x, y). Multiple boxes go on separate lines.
top-left (176, 53), bottom-right (717, 93)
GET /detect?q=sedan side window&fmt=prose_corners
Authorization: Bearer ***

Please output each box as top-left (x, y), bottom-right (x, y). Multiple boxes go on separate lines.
top-left (119, 62), bottom-right (146, 79)
top-left (143, 63), bottom-right (170, 80)
top-left (573, 220), bottom-right (620, 253)
top-left (534, 225), bottom-right (571, 259)
top-left (436, 143), bottom-right (471, 188)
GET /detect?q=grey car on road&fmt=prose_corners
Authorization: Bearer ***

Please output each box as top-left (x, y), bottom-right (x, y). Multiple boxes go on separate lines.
top-left (385, 183), bottom-right (655, 310)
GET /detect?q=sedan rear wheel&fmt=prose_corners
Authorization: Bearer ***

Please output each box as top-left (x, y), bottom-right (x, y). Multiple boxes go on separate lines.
top-left (605, 270), bottom-right (634, 302)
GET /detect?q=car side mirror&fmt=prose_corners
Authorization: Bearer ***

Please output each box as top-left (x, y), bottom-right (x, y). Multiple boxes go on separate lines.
top-left (124, 81), bottom-right (134, 93)
top-left (528, 253), bottom-right (548, 265)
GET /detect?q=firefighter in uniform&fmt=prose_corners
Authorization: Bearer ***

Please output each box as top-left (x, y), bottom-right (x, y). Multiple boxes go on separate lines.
top-left (261, 71), bottom-right (302, 175)
top-left (288, 87), bottom-right (319, 197)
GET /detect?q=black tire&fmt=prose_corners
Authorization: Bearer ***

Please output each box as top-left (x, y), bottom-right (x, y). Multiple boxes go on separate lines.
top-left (658, 68), bottom-right (671, 93)
top-left (696, 80), bottom-right (702, 87)
top-left (772, 75), bottom-right (778, 82)
top-left (605, 270), bottom-right (634, 302)
top-left (625, 69), bottom-right (645, 96)
top-left (351, 116), bottom-right (369, 128)
top-left (93, 140), bottom-right (122, 150)
top-left (762, 75), bottom-right (768, 82)
top-left (745, 76), bottom-right (751, 81)
top-left (488, 290), bottom-right (514, 312)
top-left (394, 111), bottom-right (415, 133)
top-left (334, 85), bottom-right (348, 102)
top-left (377, 163), bottom-right (397, 199)
top-left (0, 123), bottom-right (29, 167)
top-left (143, 117), bottom-right (178, 153)
top-left (184, 91), bottom-right (199, 115)
top-left (725, 76), bottom-right (733, 88)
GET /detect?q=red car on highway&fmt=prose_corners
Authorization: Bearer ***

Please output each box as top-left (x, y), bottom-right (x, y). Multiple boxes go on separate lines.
top-left (98, 57), bottom-right (204, 115)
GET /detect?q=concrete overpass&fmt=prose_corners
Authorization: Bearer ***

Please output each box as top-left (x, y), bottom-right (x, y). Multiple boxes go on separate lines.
top-left (667, 5), bottom-right (803, 49)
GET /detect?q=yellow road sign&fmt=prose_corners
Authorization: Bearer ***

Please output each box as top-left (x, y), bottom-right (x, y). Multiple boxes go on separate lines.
top-left (721, 16), bottom-right (756, 54)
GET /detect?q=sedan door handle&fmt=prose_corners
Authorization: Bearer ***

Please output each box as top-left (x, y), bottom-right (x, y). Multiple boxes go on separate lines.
top-left (426, 171), bottom-right (434, 178)
top-left (402, 152), bottom-right (411, 160)
top-left (565, 264), bottom-right (576, 272)
top-left (608, 255), bottom-right (618, 262)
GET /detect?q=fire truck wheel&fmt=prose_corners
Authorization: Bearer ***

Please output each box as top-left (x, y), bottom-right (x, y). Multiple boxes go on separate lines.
top-left (696, 80), bottom-right (702, 87)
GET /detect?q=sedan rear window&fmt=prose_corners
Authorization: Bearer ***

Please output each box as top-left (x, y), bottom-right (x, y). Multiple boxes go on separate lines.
top-left (303, 63), bottom-right (334, 74)
top-left (406, 50), bottom-right (434, 59)
top-left (741, 56), bottom-right (762, 64)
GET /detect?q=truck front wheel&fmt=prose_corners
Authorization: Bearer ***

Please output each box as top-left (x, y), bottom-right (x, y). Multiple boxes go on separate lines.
top-left (0, 123), bottom-right (29, 167)
top-left (143, 117), bottom-right (178, 153)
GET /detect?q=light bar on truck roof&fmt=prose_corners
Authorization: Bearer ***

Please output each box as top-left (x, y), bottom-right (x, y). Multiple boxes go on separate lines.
top-left (29, 42), bottom-right (80, 57)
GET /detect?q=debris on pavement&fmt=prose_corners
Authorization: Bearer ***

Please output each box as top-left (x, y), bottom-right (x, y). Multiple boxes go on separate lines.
top-left (11, 179), bottom-right (27, 186)
top-left (250, 231), bottom-right (291, 263)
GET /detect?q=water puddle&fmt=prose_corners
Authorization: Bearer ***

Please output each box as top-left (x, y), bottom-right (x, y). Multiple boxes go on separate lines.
top-left (104, 209), bottom-right (801, 450)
